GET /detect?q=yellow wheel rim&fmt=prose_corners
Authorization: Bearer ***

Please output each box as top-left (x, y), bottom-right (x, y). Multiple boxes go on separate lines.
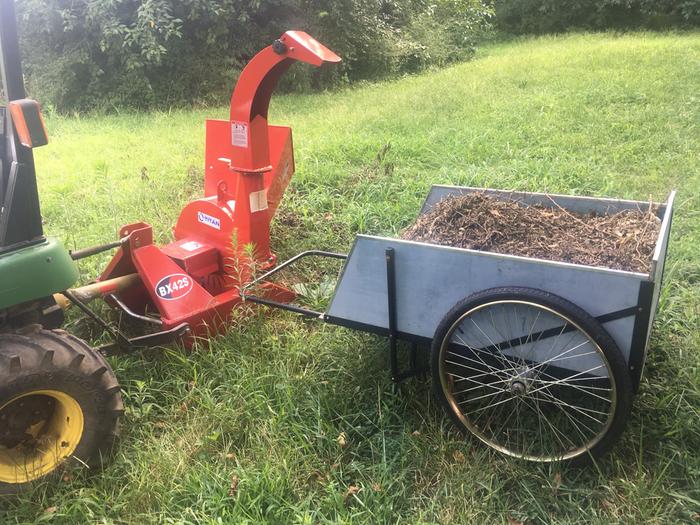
top-left (0, 390), bottom-right (84, 484)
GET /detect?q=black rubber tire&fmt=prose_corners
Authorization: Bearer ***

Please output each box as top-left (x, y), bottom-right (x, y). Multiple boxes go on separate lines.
top-left (0, 326), bottom-right (123, 494)
top-left (430, 286), bottom-right (633, 465)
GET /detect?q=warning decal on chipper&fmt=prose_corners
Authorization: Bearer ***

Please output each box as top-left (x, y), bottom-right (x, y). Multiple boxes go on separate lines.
top-left (231, 121), bottom-right (248, 148)
top-left (155, 273), bottom-right (193, 301)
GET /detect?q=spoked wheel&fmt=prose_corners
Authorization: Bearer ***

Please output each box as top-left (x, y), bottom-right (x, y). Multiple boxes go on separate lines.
top-left (431, 287), bottom-right (632, 464)
top-left (0, 327), bottom-right (123, 494)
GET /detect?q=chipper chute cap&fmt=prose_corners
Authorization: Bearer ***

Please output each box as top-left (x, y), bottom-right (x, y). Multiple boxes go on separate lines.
top-left (8, 98), bottom-right (48, 148)
top-left (277, 31), bottom-right (342, 66)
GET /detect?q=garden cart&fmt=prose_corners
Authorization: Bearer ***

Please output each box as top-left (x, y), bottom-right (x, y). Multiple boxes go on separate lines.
top-left (0, 0), bottom-right (675, 494)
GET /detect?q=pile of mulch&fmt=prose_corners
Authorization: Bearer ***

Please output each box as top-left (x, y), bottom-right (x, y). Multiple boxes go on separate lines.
top-left (401, 193), bottom-right (661, 273)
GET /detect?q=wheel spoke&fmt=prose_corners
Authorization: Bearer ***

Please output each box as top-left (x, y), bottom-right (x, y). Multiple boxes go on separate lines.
top-left (464, 392), bottom-right (517, 416)
top-left (534, 371), bottom-right (611, 388)
top-left (528, 339), bottom-right (591, 375)
top-left (536, 370), bottom-right (611, 385)
top-left (448, 343), bottom-right (509, 377)
top-left (492, 397), bottom-right (521, 440)
top-left (530, 395), bottom-right (606, 428)
top-left (526, 365), bottom-right (606, 398)
top-left (532, 374), bottom-right (612, 403)
top-left (461, 321), bottom-right (519, 374)
top-left (445, 358), bottom-right (508, 380)
top-left (532, 388), bottom-right (609, 422)
top-left (447, 371), bottom-right (492, 383)
top-left (469, 317), bottom-right (519, 369)
top-left (522, 309), bottom-right (542, 363)
top-left (543, 349), bottom-right (600, 365)
top-left (452, 378), bottom-right (510, 396)
top-left (520, 394), bottom-right (577, 454)
top-left (472, 390), bottom-right (512, 426)
top-left (536, 388), bottom-right (602, 439)
top-left (453, 342), bottom-right (522, 376)
top-left (457, 388), bottom-right (507, 406)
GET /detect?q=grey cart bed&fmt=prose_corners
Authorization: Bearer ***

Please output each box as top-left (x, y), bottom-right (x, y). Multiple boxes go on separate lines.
top-left (244, 185), bottom-right (675, 464)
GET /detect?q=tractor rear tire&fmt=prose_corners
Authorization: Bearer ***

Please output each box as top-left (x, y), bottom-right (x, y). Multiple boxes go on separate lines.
top-left (0, 327), bottom-right (123, 495)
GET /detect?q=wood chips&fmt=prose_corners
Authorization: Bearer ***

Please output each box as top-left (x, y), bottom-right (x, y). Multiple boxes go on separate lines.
top-left (401, 193), bottom-right (661, 273)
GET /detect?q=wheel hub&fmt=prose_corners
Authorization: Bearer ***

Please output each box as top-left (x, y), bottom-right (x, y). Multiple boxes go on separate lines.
top-left (0, 390), bottom-right (84, 484)
top-left (510, 380), bottom-right (527, 396)
top-left (509, 367), bottom-right (533, 396)
top-left (0, 395), bottom-right (56, 448)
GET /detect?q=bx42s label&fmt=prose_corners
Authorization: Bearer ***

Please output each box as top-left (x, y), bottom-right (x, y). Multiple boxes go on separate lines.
top-left (155, 273), bottom-right (193, 300)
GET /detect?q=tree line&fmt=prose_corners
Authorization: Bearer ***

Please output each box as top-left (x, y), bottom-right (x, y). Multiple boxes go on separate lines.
top-left (15, 0), bottom-right (698, 112)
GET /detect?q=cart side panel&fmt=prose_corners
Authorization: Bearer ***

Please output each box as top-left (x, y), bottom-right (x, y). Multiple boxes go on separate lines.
top-left (648, 191), bottom-right (675, 347)
top-left (630, 190), bottom-right (675, 385)
top-left (421, 185), bottom-right (665, 220)
top-left (327, 236), bottom-right (644, 364)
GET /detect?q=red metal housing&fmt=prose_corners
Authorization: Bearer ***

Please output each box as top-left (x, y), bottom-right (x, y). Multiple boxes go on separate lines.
top-left (100, 32), bottom-right (340, 342)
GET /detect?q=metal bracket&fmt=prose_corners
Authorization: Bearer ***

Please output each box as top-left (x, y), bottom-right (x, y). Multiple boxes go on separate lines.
top-left (63, 289), bottom-right (189, 356)
top-left (98, 323), bottom-right (190, 356)
top-left (240, 250), bottom-right (347, 318)
top-left (385, 247), bottom-right (428, 383)
top-left (108, 293), bottom-right (162, 326)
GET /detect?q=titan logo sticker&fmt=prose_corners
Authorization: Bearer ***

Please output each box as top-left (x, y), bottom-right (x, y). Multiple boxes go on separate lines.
top-left (197, 211), bottom-right (221, 230)
top-left (155, 274), bottom-right (193, 301)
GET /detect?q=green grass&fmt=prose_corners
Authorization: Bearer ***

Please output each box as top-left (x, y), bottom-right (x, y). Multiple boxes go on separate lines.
top-left (3, 31), bottom-right (700, 523)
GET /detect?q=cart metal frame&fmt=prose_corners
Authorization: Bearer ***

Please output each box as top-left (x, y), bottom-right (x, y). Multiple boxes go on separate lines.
top-left (242, 185), bottom-right (675, 390)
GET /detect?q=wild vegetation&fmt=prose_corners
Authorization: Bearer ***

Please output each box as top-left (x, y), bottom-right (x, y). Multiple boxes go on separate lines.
top-left (16, 0), bottom-right (493, 111)
top-left (2, 31), bottom-right (699, 523)
top-left (16, 0), bottom-right (700, 112)
top-left (494, 0), bottom-right (700, 33)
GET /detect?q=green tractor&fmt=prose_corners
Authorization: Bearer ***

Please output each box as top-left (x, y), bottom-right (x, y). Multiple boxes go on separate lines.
top-left (0, 0), bottom-right (122, 494)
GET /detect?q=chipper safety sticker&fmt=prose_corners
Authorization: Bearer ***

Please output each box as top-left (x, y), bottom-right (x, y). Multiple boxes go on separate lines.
top-left (155, 274), bottom-right (193, 300)
top-left (249, 189), bottom-right (268, 213)
top-left (231, 121), bottom-right (248, 148)
top-left (179, 240), bottom-right (203, 252)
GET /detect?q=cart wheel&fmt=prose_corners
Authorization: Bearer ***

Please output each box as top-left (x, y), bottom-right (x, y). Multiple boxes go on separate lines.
top-left (0, 327), bottom-right (123, 494)
top-left (431, 287), bottom-right (632, 464)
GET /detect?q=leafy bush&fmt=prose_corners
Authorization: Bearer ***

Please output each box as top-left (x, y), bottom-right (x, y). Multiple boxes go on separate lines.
top-left (494, 0), bottom-right (700, 34)
top-left (16, 0), bottom-right (493, 111)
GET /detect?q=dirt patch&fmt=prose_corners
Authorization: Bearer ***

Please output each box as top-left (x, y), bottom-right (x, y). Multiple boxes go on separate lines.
top-left (401, 193), bottom-right (661, 273)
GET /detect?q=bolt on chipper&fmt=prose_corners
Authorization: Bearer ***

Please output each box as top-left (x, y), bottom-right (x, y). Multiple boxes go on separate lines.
top-left (0, 0), bottom-right (675, 494)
